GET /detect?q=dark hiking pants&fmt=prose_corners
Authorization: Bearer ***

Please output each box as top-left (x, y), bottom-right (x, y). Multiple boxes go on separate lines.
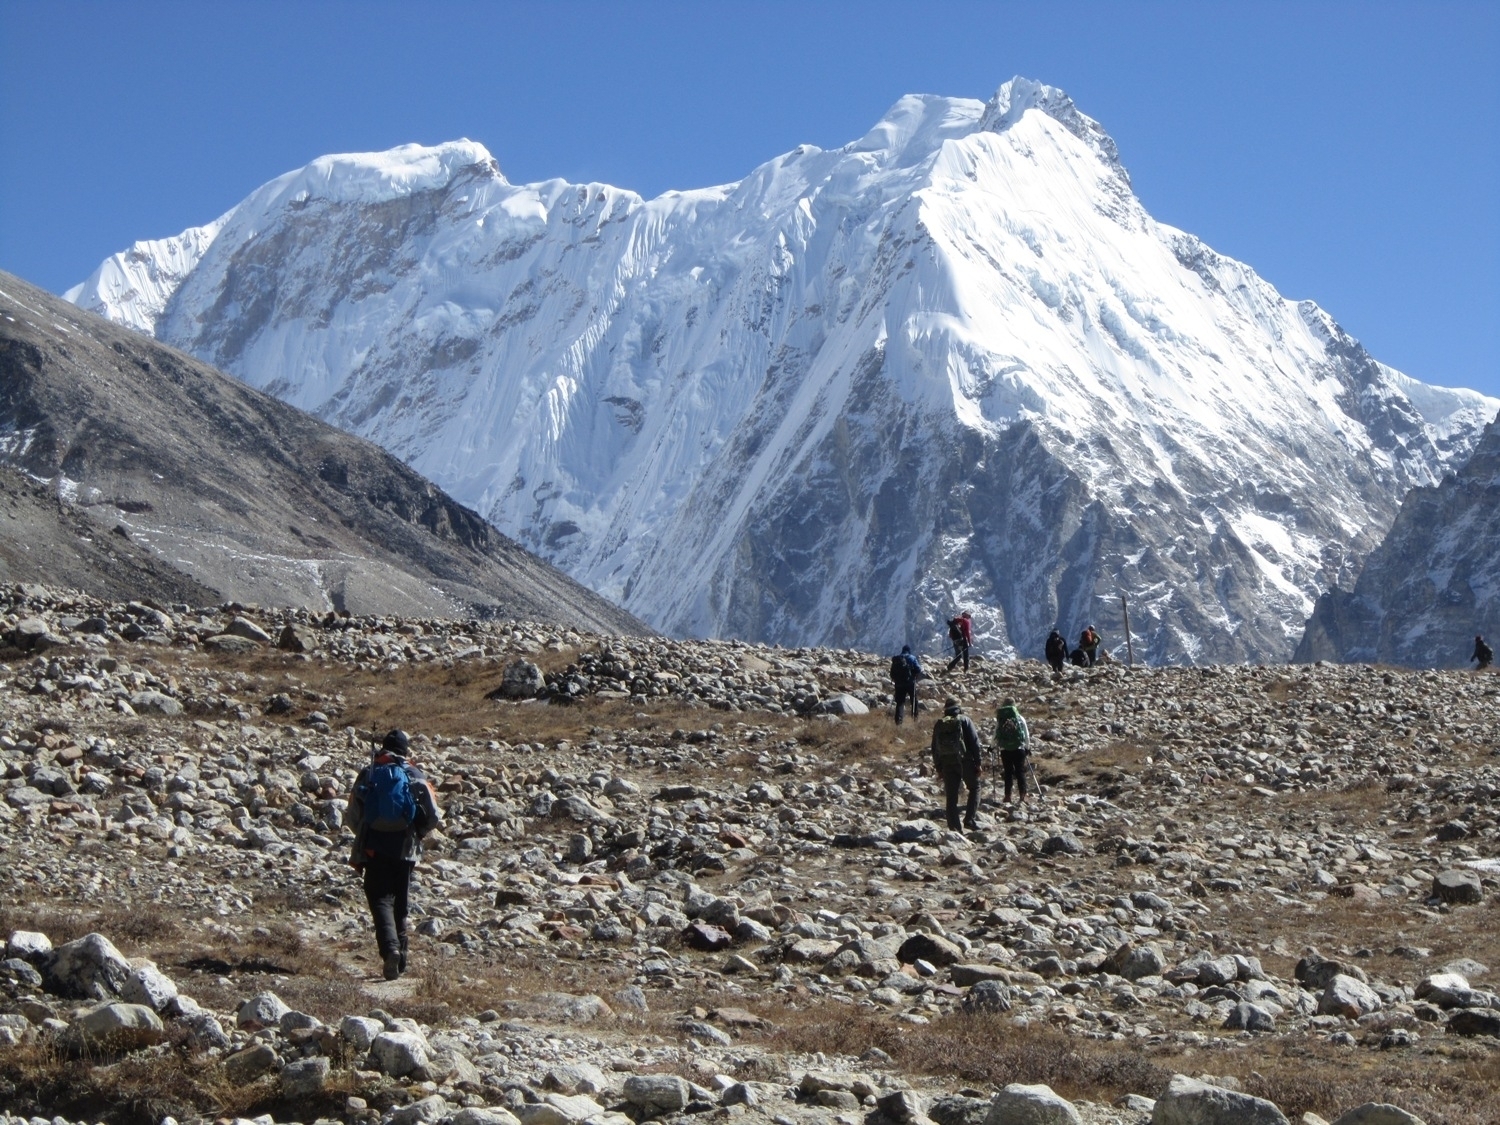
top-left (894, 680), bottom-right (918, 723)
top-left (1002, 749), bottom-right (1029, 802)
top-left (363, 857), bottom-right (414, 966)
top-left (942, 758), bottom-right (980, 829)
top-left (946, 640), bottom-right (969, 673)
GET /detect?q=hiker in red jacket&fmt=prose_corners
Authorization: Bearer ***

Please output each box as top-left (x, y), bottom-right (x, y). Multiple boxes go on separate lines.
top-left (946, 611), bottom-right (973, 673)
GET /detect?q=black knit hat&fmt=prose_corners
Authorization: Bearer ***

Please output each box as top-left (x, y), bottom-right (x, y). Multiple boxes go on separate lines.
top-left (380, 729), bottom-right (410, 757)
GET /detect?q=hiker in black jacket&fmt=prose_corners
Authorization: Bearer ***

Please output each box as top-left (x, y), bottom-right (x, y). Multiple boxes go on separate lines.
top-left (1474, 635), bottom-right (1494, 670)
top-left (930, 697), bottom-right (983, 831)
top-left (344, 729), bottom-right (442, 980)
top-left (890, 645), bottom-right (924, 725)
top-left (1045, 629), bottom-right (1067, 674)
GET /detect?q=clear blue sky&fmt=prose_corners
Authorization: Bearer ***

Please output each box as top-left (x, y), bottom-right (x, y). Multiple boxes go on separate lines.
top-left (2, 0), bottom-right (1497, 397)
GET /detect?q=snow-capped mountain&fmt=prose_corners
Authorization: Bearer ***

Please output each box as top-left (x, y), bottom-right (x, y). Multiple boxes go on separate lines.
top-left (68, 77), bottom-right (1500, 662)
top-left (1297, 409), bottom-right (1500, 667)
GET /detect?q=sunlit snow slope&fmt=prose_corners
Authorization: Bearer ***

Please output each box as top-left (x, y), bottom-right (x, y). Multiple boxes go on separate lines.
top-left (70, 78), bottom-right (1499, 662)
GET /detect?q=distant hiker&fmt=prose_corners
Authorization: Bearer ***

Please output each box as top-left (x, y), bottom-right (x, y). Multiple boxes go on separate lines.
top-left (890, 645), bottom-right (925, 725)
top-left (993, 697), bottom-right (1031, 804)
top-left (344, 729), bottom-right (442, 980)
top-left (1045, 629), bottom-right (1067, 674)
top-left (1078, 624), bottom-right (1101, 667)
top-left (931, 696), bottom-right (983, 831)
top-left (1474, 635), bottom-right (1494, 670)
top-left (946, 611), bottom-right (974, 673)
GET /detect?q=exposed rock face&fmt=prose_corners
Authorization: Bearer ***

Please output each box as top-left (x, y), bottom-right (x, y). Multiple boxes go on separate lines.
top-left (68, 82), bottom-right (1497, 663)
top-left (0, 271), bottom-right (646, 634)
top-left (1297, 411), bottom-right (1500, 667)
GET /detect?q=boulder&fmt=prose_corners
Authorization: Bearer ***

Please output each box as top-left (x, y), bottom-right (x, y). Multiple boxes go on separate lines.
top-left (1446, 1008), bottom-right (1500, 1038)
top-left (1328, 1106), bottom-right (1426, 1125)
top-left (1107, 941), bottom-right (1167, 981)
top-left (962, 979), bottom-right (1013, 1014)
top-left (204, 633), bottom-right (260, 654)
top-left (492, 659), bottom-right (547, 700)
top-left (1431, 869), bottom-right (1483, 905)
top-left (120, 962), bottom-right (178, 1012)
top-left (931, 1095), bottom-right (993, 1125)
top-left (985, 1083), bottom-right (1081, 1125)
top-left (281, 1056), bottom-right (331, 1097)
top-left (450, 1111), bottom-right (524, 1125)
top-left (816, 693), bottom-right (869, 715)
top-left (6, 930), bottom-right (52, 961)
top-left (624, 1074), bottom-right (692, 1115)
top-left (516, 1094), bottom-right (606, 1125)
top-left (236, 991), bottom-right (290, 1028)
top-left (1318, 975), bottom-right (1383, 1019)
top-left (72, 1001), bottom-right (166, 1049)
top-left (43, 933), bottom-right (132, 1000)
top-left (390, 1095), bottom-right (452, 1125)
top-left (128, 690), bottom-right (181, 716)
top-left (683, 921), bottom-right (734, 951)
top-left (278, 623), bottom-right (317, 652)
top-left (543, 1062), bottom-right (613, 1096)
top-left (370, 1029), bottom-right (430, 1077)
top-left (1150, 1074), bottom-right (1289, 1125)
top-left (224, 616), bottom-right (273, 643)
top-left (1223, 1002), bottom-right (1276, 1032)
top-left (340, 1014), bottom-right (384, 1051)
top-left (898, 932), bottom-right (963, 967)
top-left (222, 1042), bottom-right (279, 1085)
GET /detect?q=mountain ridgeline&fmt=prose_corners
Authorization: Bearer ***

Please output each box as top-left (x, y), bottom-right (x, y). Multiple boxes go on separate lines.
top-left (0, 271), bottom-right (648, 633)
top-left (68, 78), bottom-right (1500, 662)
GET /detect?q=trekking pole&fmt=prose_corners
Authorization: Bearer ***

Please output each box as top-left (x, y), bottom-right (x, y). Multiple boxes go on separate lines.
top-left (1027, 756), bottom-right (1044, 800)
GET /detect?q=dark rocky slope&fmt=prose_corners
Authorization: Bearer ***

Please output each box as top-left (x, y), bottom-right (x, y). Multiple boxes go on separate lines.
top-left (0, 271), bottom-right (647, 633)
top-left (1297, 410), bottom-right (1500, 667)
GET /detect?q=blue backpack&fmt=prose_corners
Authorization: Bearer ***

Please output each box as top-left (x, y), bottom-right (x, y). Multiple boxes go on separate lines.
top-left (362, 761), bottom-right (417, 833)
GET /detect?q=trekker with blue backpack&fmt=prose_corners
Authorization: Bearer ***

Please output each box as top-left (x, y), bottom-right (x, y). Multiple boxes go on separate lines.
top-left (344, 729), bottom-right (442, 980)
top-left (890, 645), bottom-right (925, 725)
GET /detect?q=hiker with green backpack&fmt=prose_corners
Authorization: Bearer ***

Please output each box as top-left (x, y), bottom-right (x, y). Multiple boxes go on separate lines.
top-left (930, 696), bottom-right (983, 831)
top-left (993, 697), bottom-right (1032, 803)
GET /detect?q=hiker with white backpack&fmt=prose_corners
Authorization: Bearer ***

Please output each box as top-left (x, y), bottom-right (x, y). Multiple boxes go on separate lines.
top-left (344, 729), bottom-right (443, 980)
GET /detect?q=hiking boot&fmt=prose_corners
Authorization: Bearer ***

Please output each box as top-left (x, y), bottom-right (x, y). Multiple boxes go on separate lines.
top-left (382, 952), bottom-right (402, 981)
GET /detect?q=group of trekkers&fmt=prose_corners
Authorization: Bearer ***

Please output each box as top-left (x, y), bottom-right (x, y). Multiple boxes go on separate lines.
top-left (928, 694), bottom-right (1033, 830)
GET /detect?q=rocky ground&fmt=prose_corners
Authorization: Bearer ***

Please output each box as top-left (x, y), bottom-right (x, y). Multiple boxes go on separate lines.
top-left (1, 583), bottom-right (1497, 1125)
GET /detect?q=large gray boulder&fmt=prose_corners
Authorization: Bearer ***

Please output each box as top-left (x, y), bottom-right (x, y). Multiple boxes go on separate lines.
top-left (1329, 1106), bottom-right (1426, 1125)
top-left (236, 990), bottom-right (290, 1028)
top-left (370, 1029), bottom-right (430, 1077)
top-left (1150, 1074), bottom-right (1289, 1125)
top-left (120, 962), bottom-right (178, 1012)
top-left (281, 1056), bottom-right (331, 1097)
top-left (624, 1074), bottom-right (692, 1115)
top-left (493, 659), bottom-right (547, 699)
top-left (1431, 869), bottom-right (1483, 905)
top-left (985, 1083), bottom-right (1081, 1125)
top-left (44, 933), bottom-right (132, 1000)
top-left (1318, 974), bottom-right (1383, 1019)
top-left (72, 1001), bottom-right (166, 1049)
top-left (6, 931), bottom-right (52, 961)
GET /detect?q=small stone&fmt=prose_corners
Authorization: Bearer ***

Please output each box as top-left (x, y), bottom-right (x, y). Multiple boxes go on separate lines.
top-left (390, 1095), bottom-right (452, 1125)
top-left (370, 1030), bottom-right (430, 1077)
top-left (1318, 975), bottom-right (1383, 1019)
top-left (236, 991), bottom-right (290, 1028)
top-left (962, 979), bottom-right (1013, 1014)
top-left (222, 1042), bottom-right (279, 1085)
top-left (72, 1001), bottom-right (166, 1049)
top-left (1223, 1002), bottom-right (1276, 1032)
top-left (1446, 1008), bottom-right (1500, 1038)
top-left (897, 932), bottom-right (963, 967)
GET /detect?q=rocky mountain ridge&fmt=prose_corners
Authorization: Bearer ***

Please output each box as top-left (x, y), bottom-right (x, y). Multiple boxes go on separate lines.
top-left (0, 271), bottom-right (645, 635)
top-left (1297, 410), bottom-right (1500, 668)
top-left (68, 78), bottom-right (1500, 663)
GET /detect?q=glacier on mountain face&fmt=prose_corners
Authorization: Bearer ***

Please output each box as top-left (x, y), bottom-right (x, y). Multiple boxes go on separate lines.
top-left (68, 77), bottom-right (1500, 663)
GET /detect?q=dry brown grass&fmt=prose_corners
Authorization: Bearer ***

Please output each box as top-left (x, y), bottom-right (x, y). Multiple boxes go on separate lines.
top-left (0, 1037), bottom-right (360, 1125)
top-left (743, 997), bottom-right (1500, 1125)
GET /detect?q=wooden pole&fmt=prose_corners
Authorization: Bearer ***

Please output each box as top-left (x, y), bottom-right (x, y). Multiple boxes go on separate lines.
top-left (1121, 593), bottom-right (1135, 668)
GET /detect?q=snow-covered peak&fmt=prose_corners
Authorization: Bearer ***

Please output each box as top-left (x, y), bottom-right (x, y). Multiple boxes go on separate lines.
top-left (251, 139), bottom-right (502, 211)
top-left (845, 93), bottom-right (985, 168)
top-left (978, 76), bottom-right (1130, 183)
